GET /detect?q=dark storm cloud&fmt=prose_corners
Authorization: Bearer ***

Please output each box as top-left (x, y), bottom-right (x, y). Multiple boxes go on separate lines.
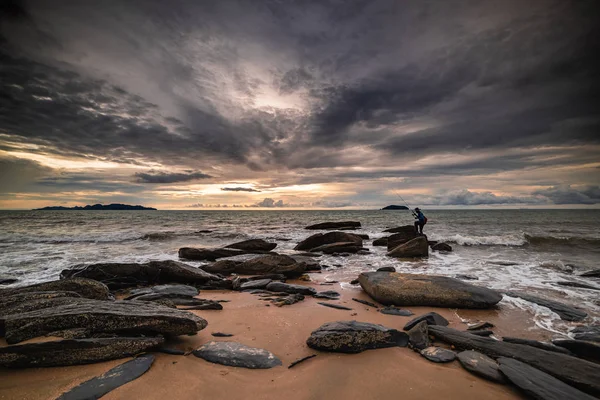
top-left (532, 185), bottom-right (600, 205)
top-left (134, 170), bottom-right (212, 184)
top-left (420, 190), bottom-right (546, 206)
top-left (221, 187), bottom-right (261, 192)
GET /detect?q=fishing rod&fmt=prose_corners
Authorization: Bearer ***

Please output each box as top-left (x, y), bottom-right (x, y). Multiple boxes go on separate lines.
top-left (393, 190), bottom-right (417, 217)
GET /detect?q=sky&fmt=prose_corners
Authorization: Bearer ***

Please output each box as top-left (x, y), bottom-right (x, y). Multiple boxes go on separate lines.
top-left (0, 0), bottom-right (599, 210)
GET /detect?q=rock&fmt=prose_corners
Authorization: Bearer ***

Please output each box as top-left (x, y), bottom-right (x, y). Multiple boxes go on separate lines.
top-left (431, 242), bottom-right (452, 252)
top-left (1, 291), bottom-right (82, 315)
top-left (248, 274), bottom-right (287, 281)
top-left (429, 325), bottom-right (600, 396)
top-left (572, 326), bottom-right (600, 342)
top-left (212, 332), bottom-right (234, 337)
top-left (427, 240), bottom-right (438, 246)
top-left (349, 279), bottom-right (359, 285)
top-left (356, 234), bottom-right (369, 240)
top-left (351, 298), bottom-right (379, 308)
top-left (317, 302), bottom-right (352, 310)
top-left (555, 281), bottom-right (600, 290)
top-left (178, 247), bottom-right (247, 261)
top-left (240, 279), bottom-right (272, 290)
top-left (467, 321), bottom-right (494, 330)
top-left (0, 277), bottom-right (17, 285)
top-left (0, 337), bottom-right (163, 368)
top-left (235, 255), bottom-right (306, 277)
top-left (288, 354), bottom-right (317, 369)
top-left (57, 354), bottom-right (155, 400)
top-left (310, 242), bottom-right (365, 254)
top-left (407, 321), bottom-right (430, 351)
top-left (272, 293), bottom-right (304, 307)
top-left (505, 291), bottom-right (587, 321)
top-left (137, 296), bottom-right (221, 309)
top-left (502, 337), bottom-right (572, 355)
top-left (372, 238), bottom-right (388, 246)
top-left (387, 237), bottom-right (428, 258)
top-left (360, 272), bottom-right (502, 309)
top-left (468, 329), bottom-right (494, 337)
top-left (379, 307), bottom-right (413, 316)
top-left (306, 321), bottom-right (408, 353)
top-left (457, 350), bottom-right (504, 383)
top-left (383, 225), bottom-right (415, 234)
top-left (193, 341), bottom-right (282, 369)
top-left (60, 260), bottom-right (225, 290)
top-left (224, 239), bottom-right (277, 252)
top-left (377, 266), bottom-right (396, 272)
top-left (313, 290), bottom-right (341, 299)
top-left (155, 347), bottom-right (185, 355)
top-left (552, 339), bottom-right (600, 363)
top-left (497, 357), bottom-right (596, 400)
top-left (386, 229), bottom-right (419, 250)
top-left (126, 284), bottom-right (199, 299)
top-left (4, 300), bottom-right (207, 344)
top-left (403, 312), bottom-right (449, 331)
top-left (1, 278), bottom-right (111, 300)
top-left (305, 221), bottom-right (361, 230)
top-left (294, 231), bottom-right (363, 251)
top-left (455, 274), bottom-right (479, 280)
top-left (580, 269), bottom-right (600, 277)
top-left (201, 260), bottom-right (241, 275)
top-left (265, 282), bottom-right (316, 295)
top-left (420, 346), bottom-right (456, 363)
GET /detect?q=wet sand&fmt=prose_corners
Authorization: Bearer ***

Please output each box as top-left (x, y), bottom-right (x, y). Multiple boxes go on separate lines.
top-left (0, 281), bottom-right (546, 400)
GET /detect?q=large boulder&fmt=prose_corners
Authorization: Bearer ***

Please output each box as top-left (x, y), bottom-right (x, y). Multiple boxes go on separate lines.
top-left (4, 299), bottom-right (207, 344)
top-left (0, 278), bottom-right (111, 300)
top-left (372, 238), bottom-right (388, 246)
top-left (294, 231), bottom-right (363, 251)
top-left (193, 341), bottom-right (282, 369)
top-left (305, 221), bottom-right (361, 230)
top-left (432, 242), bottom-right (452, 252)
top-left (387, 237), bottom-right (428, 258)
top-left (224, 254), bottom-right (306, 277)
top-left (178, 247), bottom-right (247, 261)
top-left (383, 225), bottom-right (416, 234)
top-left (60, 260), bottom-right (225, 289)
top-left (306, 320), bottom-right (408, 353)
top-left (359, 272), bottom-right (502, 309)
top-left (0, 337), bottom-right (163, 368)
top-left (505, 291), bottom-right (587, 321)
top-left (224, 239), bottom-right (277, 252)
top-left (386, 227), bottom-right (418, 249)
top-left (309, 242), bottom-right (365, 254)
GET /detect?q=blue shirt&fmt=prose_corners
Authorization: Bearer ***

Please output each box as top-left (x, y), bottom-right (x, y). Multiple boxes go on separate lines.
top-left (415, 210), bottom-right (425, 222)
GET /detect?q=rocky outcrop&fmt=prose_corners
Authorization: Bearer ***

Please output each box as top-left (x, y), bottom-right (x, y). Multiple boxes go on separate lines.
top-left (386, 237), bottom-right (428, 258)
top-left (306, 321), bottom-right (408, 353)
top-left (57, 354), bottom-right (155, 399)
top-left (502, 337), bottom-right (572, 355)
top-left (0, 337), bottom-right (163, 368)
top-left (359, 272), bottom-right (502, 309)
top-left (206, 254), bottom-right (306, 277)
top-left (178, 247), bottom-right (247, 261)
top-left (294, 231), bottom-right (363, 251)
top-left (240, 279), bottom-right (272, 290)
top-left (572, 326), bottom-right (600, 342)
top-left (504, 291), bottom-right (587, 321)
top-left (305, 221), bottom-right (361, 230)
top-left (193, 341), bottom-right (282, 369)
top-left (126, 284), bottom-right (199, 299)
top-left (60, 260), bottom-right (225, 289)
top-left (1, 278), bottom-right (111, 300)
top-left (224, 239), bottom-right (277, 252)
top-left (420, 347), bottom-right (456, 363)
top-left (265, 282), bottom-right (316, 295)
top-left (457, 351), bottom-right (504, 383)
top-left (386, 227), bottom-right (418, 249)
top-left (309, 242), bottom-right (365, 254)
top-left (383, 225), bottom-right (415, 234)
top-left (4, 300), bottom-right (207, 344)
top-left (552, 339), bottom-right (600, 363)
top-left (431, 242), bottom-right (452, 252)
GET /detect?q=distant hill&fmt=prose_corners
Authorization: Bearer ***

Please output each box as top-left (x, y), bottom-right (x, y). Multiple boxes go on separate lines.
top-left (381, 205), bottom-right (409, 210)
top-left (34, 203), bottom-right (157, 211)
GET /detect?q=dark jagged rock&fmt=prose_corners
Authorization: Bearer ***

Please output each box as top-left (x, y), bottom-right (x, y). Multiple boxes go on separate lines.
top-left (356, 234), bottom-right (369, 239)
top-left (0, 277), bottom-right (17, 285)
top-left (60, 260), bottom-right (225, 290)
top-left (272, 293), bottom-right (304, 307)
top-left (431, 242), bottom-right (453, 252)
top-left (498, 357), bottom-right (596, 400)
top-left (468, 329), bottom-right (494, 337)
top-left (4, 300), bottom-right (207, 344)
top-left (403, 312), bottom-right (449, 331)
top-left (1, 278), bottom-right (111, 300)
top-left (305, 221), bottom-right (361, 230)
top-left (379, 306), bottom-right (413, 316)
top-left (505, 291), bottom-right (587, 321)
top-left (455, 274), bottom-right (479, 280)
top-left (555, 281), bottom-right (600, 290)
top-left (212, 332), bottom-right (234, 337)
top-left (317, 302), bottom-right (352, 310)
top-left (572, 326), bottom-right (600, 343)
top-left (580, 269), bottom-right (600, 277)
top-left (178, 247), bottom-right (247, 261)
top-left (407, 321), bottom-right (430, 351)
top-left (127, 284), bottom-right (199, 299)
top-left (57, 354), bottom-right (155, 400)
top-left (383, 225), bottom-right (415, 234)
top-left (552, 339), bottom-right (600, 363)
top-left (420, 346), bottom-right (456, 363)
top-left (288, 354), bottom-right (316, 369)
top-left (224, 239), bottom-right (277, 252)
top-left (372, 238), bottom-right (388, 246)
top-left (387, 237), bottom-right (429, 258)
top-left (360, 272), bottom-right (502, 309)
top-left (502, 337), bottom-right (572, 355)
top-left (265, 282), bottom-right (316, 295)
top-left (313, 290), bottom-right (340, 299)
top-left (429, 325), bottom-right (600, 396)
top-left (351, 298), bottom-right (379, 308)
top-left (309, 242), bottom-right (365, 254)
top-left (0, 337), bottom-right (163, 368)
top-left (294, 231), bottom-right (363, 251)
top-left (457, 351), bottom-right (504, 383)
top-left (213, 255), bottom-right (306, 277)
top-left (193, 341), bottom-right (282, 369)
top-left (349, 279), bottom-right (359, 285)
top-left (306, 321), bottom-right (408, 353)
top-left (240, 279), bottom-right (272, 290)
top-left (467, 321), bottom-right (494, 330)
top-left (377, 266), bottom-right (395, 272)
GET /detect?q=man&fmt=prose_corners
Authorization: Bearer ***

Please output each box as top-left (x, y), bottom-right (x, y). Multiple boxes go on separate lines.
top-left (413, 207), bottom-right (427, 235)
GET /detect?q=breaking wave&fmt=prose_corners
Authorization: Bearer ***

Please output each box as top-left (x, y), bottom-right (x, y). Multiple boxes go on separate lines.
top-left (433, 233), bottom-right (600, 247)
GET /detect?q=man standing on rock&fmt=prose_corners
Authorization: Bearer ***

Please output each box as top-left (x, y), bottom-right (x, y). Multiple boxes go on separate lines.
top-left (413, 208), bottom-right (427, 235)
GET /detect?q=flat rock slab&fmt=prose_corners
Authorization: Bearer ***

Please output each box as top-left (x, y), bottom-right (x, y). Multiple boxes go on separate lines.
top-left (57, 354), bottom-right (155, 400)
top-left (457, 350), bottom-right (504, 383)
top-left (572, 325), bottom-right (600, 342)
top-left (294, 232), bottom-right (363, 251)
top-left (360, 272), bottom-right (502, 309)
top-left (193, 341), bottom-right (282, 369)
top-left (305, 221), bottom-right (361, 230)
top-left (0, 337), bottom-right (163, 368)
top-left (505, 291), bottom-right (587, 321)
top-left (178, 247), bottom-right (248, 261)
top-left (420, 347), bottom-right (456, 363)
top-left (317, 302), bottom-right (352, 310)
top-left (387, 237), bottom-right (429, 258)
top-left (429, 325), bottom-right (600, 397)
top-left (306, 320), bottom-right (408, 353)
top-left (1, 278), bottom-right (110, 300)
top-left (212, 332), bottom-right (234, 337)
top-left (310, 242), bottom-right (365, 254)
top-left (502, 337), bottom-right (572, 355)
top-left (127, 284), bottom-right (199, 299)
top-left (407, 321), bottom-right (430, 351)
top-left (224, 239), bottom-right (277, 252)
top-left (265, 282), bottom-right (316, 295)
top-left (552, 339), bottom-right (600, 363)
top-left (213, 255), bottom-right (306, 277)
top-left (379, 307), bottom-right (413, 316)
top-left (403, 312), bottom-right (449, 331)
top-left (498, 357), bottom-right (597, 400)
top-left (240, 279), bottom-right (272, 290)
top-left (313, 291), bottom-right (340, 299)
top-left (467, 321), bottom-right (494, 330)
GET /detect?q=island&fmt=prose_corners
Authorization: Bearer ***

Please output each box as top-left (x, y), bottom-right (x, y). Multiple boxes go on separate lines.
top-left (34, 203), bottom-right (157, 211)
top-left (381, 205), bottom-right (409, 210)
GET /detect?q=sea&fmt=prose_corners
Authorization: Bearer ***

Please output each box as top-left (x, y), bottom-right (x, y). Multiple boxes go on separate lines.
top-left (1, 209), bottom-right (599, 336)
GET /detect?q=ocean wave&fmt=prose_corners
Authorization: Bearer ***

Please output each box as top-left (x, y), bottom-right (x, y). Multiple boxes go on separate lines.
top-left (434, 233), bottom-right (526, 246)
top-left (524, 234), bottom-right (600, 247)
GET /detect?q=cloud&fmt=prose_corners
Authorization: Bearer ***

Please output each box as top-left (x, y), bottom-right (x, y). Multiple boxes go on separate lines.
top-left (420, 189), bottom-right (546, 206)
top-left (254, 198), bottom-right (285, 207)
top-left (532, 185), bottom-right (600, 205)
top-left (134, 170), bottom-right (212, 184)
top-left (221, 187), bottom-right (261, 192)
